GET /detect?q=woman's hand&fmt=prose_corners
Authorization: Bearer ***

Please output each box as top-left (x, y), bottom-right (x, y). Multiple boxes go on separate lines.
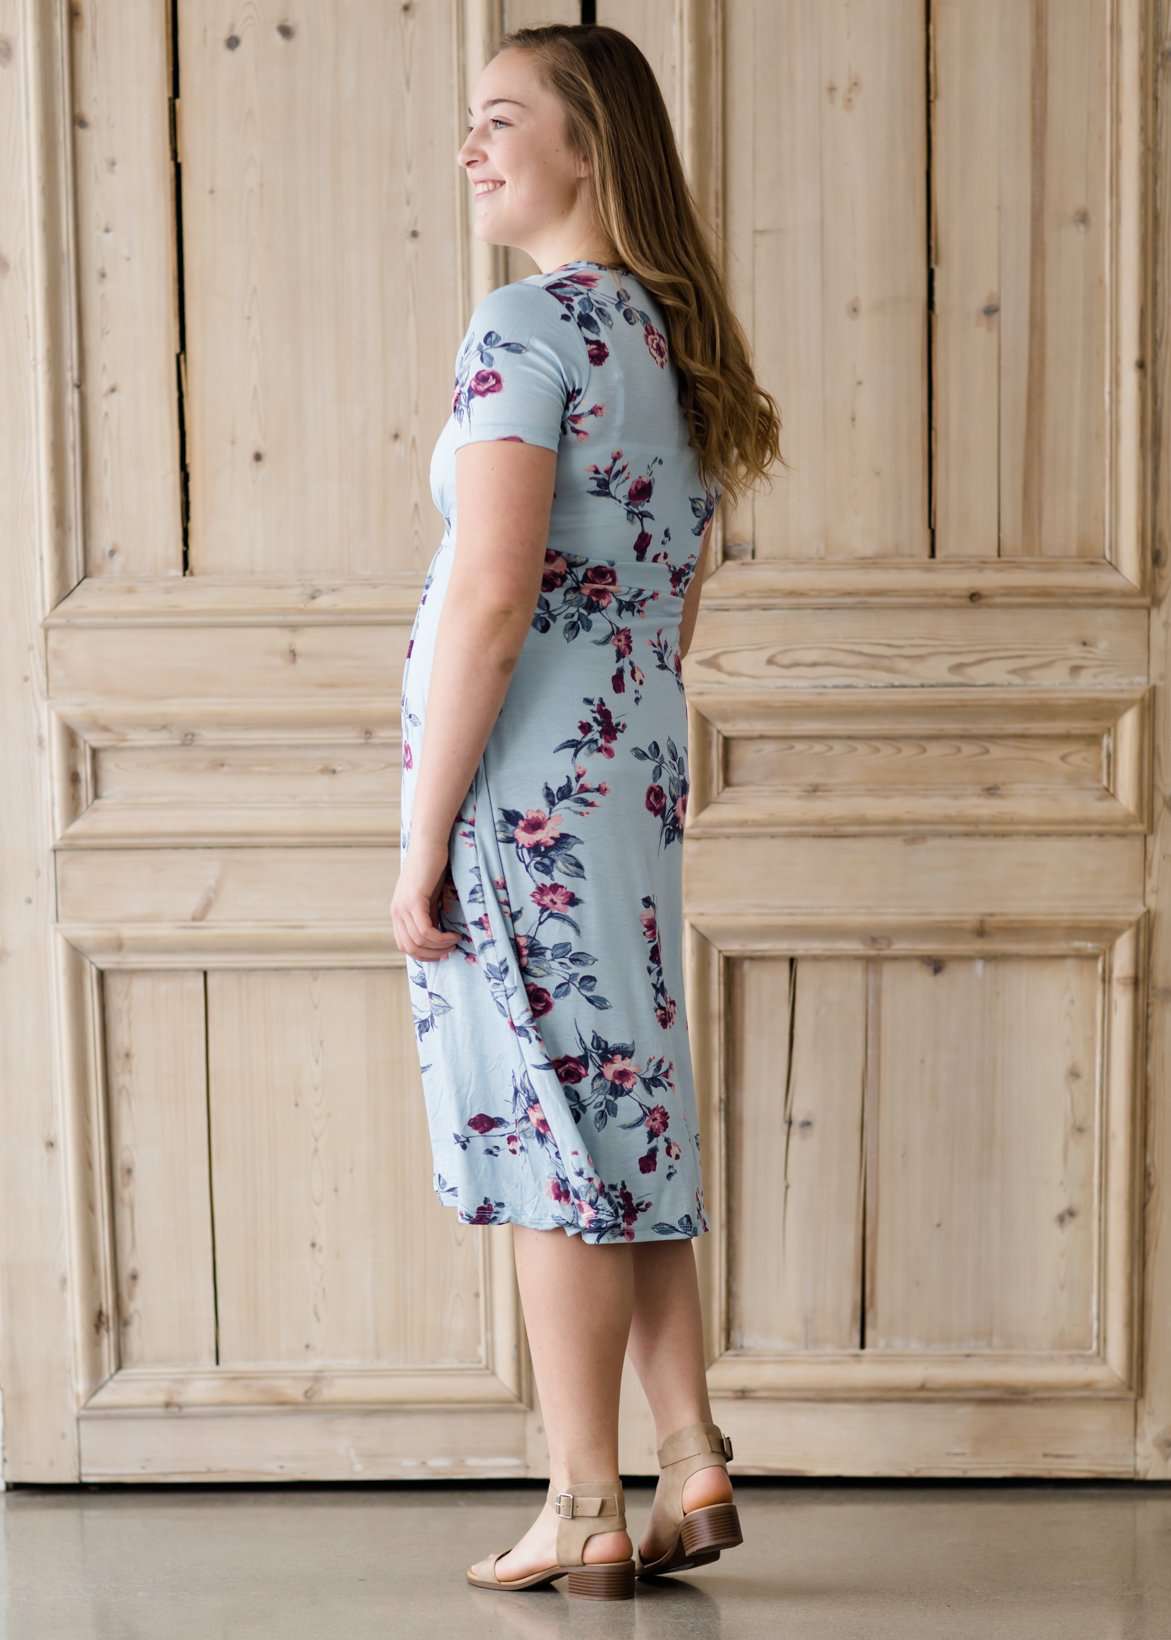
top-left (390, 835), bottom-right (462, 962)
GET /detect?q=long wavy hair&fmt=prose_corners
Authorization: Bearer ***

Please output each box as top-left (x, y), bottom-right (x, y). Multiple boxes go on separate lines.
top-left (493, 22), bottom-right (787, 510)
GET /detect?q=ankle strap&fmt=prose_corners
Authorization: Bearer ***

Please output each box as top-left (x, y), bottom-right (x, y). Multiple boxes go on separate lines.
top-left (544, 1481), bottom-right (622, 1519)
top-left (657, 1421), bottom-right (733, 1467)
top-left (544, 1480), bottom-right (626, 1566)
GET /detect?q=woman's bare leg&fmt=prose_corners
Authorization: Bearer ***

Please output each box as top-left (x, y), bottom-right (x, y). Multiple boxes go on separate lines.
top-left (625, 1239), bottom-right (733, 1560)
top-left (471, 1226), bottom-right (635, 1579)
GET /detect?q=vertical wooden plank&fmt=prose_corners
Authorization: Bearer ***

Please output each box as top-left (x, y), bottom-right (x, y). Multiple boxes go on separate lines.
top-left (726, 0), bottom-right (928, 561)
top-left (71, 0), bottom-right (182, 578)
top-left (1137, 0), bottom-right (1171, 1479)
top-left (936, 0), bottom-right (1109, 560)
top-left (1006, 0), bottom-right (1108, 560)
top-left (818, 0), bottom-right (927, 559)
top-left (105, 972), bottom-right (216, 1366)
top-left (726, 956), bottom-right (866, 1352)
top-left (0, 0), bottom-right (81, 1479)
top-left (931, 0), bottom-right (1005, 560)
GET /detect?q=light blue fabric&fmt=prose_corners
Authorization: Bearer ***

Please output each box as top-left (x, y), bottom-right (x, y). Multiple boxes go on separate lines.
top-left (400, 259), bottom-right (721, 1243)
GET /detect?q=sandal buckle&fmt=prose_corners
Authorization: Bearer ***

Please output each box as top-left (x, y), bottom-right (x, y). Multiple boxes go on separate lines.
top-left (554, 1490), bottom-right (575, 1518)
top-left (721, 1432), bottom-right (734, 1461)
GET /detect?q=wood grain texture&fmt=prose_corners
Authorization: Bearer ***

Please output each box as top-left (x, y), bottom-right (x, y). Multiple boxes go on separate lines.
top-left (72, 0), bottom-right (182, 577)
top-left (177, 2), bottom-right (458, 575)
top-left (934, 0), bottom-right (1115, 562)
top-left (725, 0), bottom-right (929, 560)
top-left (207, 969), bottom-right (487, 1370)
top-left (105, 971), bottom-right (216, 1366)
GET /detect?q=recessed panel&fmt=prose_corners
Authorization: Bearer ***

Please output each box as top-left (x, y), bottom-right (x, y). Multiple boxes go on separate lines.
top-left (208, 969), bottom-right (484, 1368)
top-left (722, 952), bottom-right (1102, 1358)
top-left (871, 954), bottom-right (1099, 1351)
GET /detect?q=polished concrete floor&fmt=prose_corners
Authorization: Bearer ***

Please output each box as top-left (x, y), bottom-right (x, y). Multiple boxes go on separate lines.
top-left (2, 1478), bottom-right (1170, 1638)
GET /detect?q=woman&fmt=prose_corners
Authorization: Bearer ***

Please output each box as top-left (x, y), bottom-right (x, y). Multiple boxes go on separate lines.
top-left (392, 22), bottom-right (782, 1599)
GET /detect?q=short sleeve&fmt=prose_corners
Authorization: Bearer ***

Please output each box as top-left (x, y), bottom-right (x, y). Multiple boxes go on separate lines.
top-left (448, 281), bottom-right (587, 453)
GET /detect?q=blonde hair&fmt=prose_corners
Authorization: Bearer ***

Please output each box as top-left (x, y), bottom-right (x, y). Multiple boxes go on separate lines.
top-left (494, 22), bottom-right (787, 509)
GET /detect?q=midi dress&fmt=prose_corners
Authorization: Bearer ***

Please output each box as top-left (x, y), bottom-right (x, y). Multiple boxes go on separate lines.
top-left (399, 257), bottom-right (721, 1244)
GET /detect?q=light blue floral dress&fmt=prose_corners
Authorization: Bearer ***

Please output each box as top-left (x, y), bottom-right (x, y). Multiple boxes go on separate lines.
top-left (399, 258), bottom-right (721, 1243)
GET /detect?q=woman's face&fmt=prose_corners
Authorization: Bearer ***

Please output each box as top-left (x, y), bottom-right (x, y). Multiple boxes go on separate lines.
top-left (459, 49), bottom-right (608, 270)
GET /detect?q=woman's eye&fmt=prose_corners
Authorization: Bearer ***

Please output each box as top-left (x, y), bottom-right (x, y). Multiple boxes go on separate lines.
top-left (466, 118), bottom-right (508, 132)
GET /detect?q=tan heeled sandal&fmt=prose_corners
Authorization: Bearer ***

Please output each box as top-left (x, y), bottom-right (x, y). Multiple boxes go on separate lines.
top-left (465, 1477), bottom-right (636, 1599)
top-left (636, 1420), bottom-right (742, 1579)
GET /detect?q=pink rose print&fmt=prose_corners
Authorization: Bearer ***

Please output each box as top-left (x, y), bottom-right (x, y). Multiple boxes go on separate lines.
top-left (582, 564), bottom-right (619, 606)
top-left (632, 736), bottom-right (689, 848)
top-left (645, 1104), bottom-right (670, 1138)
top-left (526, 983), bottom-right (554, 1018)
top-left (644, 324), bottom-right (668, 367)
top-left (532, 882), bottom-right (578, 911)
top-left (514, 809), bottom-right (563, 848)
top-left (601, 1053), bottom-right (640, 1090)
top-left (468, 366), bottom-right (504, 399)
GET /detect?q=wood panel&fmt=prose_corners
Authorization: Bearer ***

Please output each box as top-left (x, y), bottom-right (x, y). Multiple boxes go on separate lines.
top-left (177, 0), bottom-right (459, 575)
top-left (724, 0), bottom-right (929, 559)
top-left (718, 950), bottom-right (1128, 1363)
top-left (208, 969), bottom-right (483, 1368)
top-left (720, 0), bottom-right (1133, 568)
top-left (872, 955), bottom-right (1099, 1352)
top-left (696, 921), bottom-right (1143, 1407)
top-left (934, 0), bottom-right (1111, 560)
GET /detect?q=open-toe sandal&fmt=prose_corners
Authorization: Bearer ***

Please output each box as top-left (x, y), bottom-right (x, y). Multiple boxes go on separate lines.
top-left (466, 1477), bottom-right (636, 1599)
top-left (636, 1420), bottom-right (743, 1579)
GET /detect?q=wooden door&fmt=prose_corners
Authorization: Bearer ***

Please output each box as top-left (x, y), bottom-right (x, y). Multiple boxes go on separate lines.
top-left (2, 0), bottom-right (1168, 1485)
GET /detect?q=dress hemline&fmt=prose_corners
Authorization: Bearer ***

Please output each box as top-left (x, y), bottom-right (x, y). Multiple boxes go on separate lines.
top-left (433, 1185), bottom-right (708, 1243)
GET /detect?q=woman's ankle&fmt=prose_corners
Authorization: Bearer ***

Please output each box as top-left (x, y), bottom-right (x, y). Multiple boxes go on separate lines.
top-left (547, 1472), bottom-right (622, 1493)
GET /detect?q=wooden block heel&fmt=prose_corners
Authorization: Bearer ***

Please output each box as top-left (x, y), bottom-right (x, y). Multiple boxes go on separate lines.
top-left (565, 1557), bottom-right (637, 1599)
top-left (636, 1421), bottom-right (742, 1580)
top-left (680, 1499), bottom-right (743, 1557)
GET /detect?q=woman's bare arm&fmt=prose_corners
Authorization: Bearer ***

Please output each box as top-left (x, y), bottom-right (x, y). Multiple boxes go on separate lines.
top-left (404, 437), bottom-right (557, 852)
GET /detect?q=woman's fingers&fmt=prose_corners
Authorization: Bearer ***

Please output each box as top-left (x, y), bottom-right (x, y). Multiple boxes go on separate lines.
top-left (413, 891), bottom-right (460, 950)
top-left (397, 892), bottom-right (460, 961)
top-left (396, 919), bottom-right (453, 961)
